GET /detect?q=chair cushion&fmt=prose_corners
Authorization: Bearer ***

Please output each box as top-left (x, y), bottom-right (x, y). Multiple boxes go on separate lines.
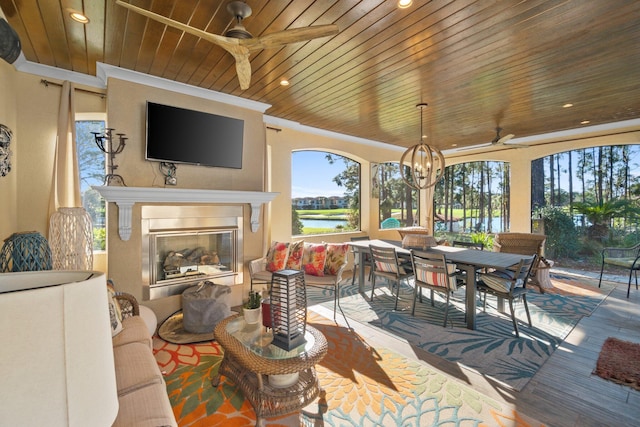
top-left (374, 261), bottom-right (406, 275)
top-left (266, 241), bottom-right (289, 272)
top-left (252, 270), bottom-right (273, 282)
top-left (604, 257), bottom-right (640, 269)
top-left (324, 243), bottom-right (349, 275)
top-left (416, 263), bottom-right (457, 290)
top-left (113, 342), bottom-right (164, 397)
top-left (480, 270), bottom-right (523, 293)
top-left (285, 240), bottom-right (304, 270)
top-left (302, 242), bottom-right (327, 276)
top-left (112, 316), bottom-right (152, 349)
top-left (112, 381), bottom-right (177, 427)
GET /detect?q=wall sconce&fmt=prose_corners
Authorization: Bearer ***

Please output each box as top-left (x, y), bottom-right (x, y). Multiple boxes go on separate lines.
top-left (92, 128), bottom-right (127, 186)
top-left (270, 270), bottom-right (307, 351)
top-left (400, 103), bottom-right (445, 190)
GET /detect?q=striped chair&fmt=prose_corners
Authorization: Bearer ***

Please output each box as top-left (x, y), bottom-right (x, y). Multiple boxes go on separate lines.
top-left (410, 250), bottom-right (460, 327)
top-left (369, 244), bottom-right (414, 309)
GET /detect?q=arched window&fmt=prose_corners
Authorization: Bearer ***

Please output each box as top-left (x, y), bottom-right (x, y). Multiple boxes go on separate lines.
top-left (375, 162), bottom-right (419, 229)
top-left (291, 150), bottom-right (361, 236)
top-left (434, 161), bottom-right (510, 236)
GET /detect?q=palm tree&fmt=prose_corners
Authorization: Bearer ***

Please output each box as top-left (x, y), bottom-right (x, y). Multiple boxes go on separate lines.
top-left (572, 198), bottom-right (640, 241)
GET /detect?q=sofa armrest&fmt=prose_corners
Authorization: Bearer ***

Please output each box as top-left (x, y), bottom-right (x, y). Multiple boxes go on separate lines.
top-left (114, 292), bottom-right (140, 318)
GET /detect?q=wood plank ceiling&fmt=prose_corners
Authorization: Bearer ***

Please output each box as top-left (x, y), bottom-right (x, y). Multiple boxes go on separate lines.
top-left (1, 0), bottom-right (639, 151)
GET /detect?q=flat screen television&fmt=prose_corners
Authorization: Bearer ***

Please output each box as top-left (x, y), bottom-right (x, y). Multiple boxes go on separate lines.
top-left (145, 101), bottom-right (244, 169)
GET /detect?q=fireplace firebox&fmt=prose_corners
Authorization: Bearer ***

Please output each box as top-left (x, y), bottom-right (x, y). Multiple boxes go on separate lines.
top-left (142, 205), bottom-right (243, 300)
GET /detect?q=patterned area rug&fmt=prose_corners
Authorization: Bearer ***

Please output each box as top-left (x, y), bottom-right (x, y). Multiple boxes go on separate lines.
top-left (307, 273), bottom-right (615, 391)
top-left (153, 312), bottom-right (542, 426)
top-left (594, 337), bottom-right (640, 391)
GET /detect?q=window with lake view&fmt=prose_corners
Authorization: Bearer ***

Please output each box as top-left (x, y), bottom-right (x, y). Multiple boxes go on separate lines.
top-left (291, 151), bottom-right (360, 236)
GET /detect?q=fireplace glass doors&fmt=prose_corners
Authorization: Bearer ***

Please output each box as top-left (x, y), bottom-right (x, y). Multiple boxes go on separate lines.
top-left (151, 230), bottom-right (236, 283)
top-left (142, 205), bottom-right (243, 300)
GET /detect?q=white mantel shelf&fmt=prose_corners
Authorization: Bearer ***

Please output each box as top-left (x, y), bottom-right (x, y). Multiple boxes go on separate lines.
top-left (93, 186), bottom-right (279, 240)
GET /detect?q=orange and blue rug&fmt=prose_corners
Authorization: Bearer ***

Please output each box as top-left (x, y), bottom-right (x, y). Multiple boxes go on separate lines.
top-left (153, 312), bottom-right (543, 426)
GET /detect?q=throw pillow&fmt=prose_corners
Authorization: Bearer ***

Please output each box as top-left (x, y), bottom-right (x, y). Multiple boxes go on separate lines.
top-left (302, 242), bottom-right (327, 276)
top-left (324, 243), bottom-right (349, 275)
top-left (285, 240), bottom-right (304, 270)
top-left (266, 241), bottom-right (289, 272)
top-left (106, 281), bottom-right (123, 337)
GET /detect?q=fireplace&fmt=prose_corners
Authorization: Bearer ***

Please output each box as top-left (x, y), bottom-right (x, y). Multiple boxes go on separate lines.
top-left (141, 205), bottom-right (243, 300)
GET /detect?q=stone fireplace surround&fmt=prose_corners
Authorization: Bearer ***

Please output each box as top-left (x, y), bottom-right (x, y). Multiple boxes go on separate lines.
top-left (93, 186), bottom-right (278, 312)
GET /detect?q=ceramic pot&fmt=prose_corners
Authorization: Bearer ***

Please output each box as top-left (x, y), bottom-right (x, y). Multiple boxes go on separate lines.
top-left (243, 306), bottom-right (262, 324)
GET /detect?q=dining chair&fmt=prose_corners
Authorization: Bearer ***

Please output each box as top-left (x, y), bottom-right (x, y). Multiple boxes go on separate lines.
top-left (410, 250), bottom-right (460, 327)
top-left (476, 255), bottom-right (538, 338)
top-left (350, 236), bottom-right (373, 286)
top-left (369, 244), bottom-right (414, 309)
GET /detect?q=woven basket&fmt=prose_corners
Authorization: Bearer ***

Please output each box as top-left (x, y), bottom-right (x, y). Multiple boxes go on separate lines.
top-left (0, 231), bottom-right (52, 272)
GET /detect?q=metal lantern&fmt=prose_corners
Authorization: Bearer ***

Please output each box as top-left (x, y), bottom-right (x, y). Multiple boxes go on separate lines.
top-left (269, 269), bottom-right (307, 351)
top-left (400, 103), bottom-right (446, 190)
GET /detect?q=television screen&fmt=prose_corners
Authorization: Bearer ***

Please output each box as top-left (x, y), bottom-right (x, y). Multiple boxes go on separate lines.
top-left (145, 102), bottom-right (244, 169)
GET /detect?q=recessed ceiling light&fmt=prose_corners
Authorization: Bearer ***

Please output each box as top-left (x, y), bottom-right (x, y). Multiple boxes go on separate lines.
top-left (563, 103), bottom-right (573, 108)
top-left (69, 10), bottom-right (90, 24)
top-left (398, 0), bottom-right (413, 8)
top-left (451, 143), bottom-right (458, 147)
top-left (280, 79), bottom-right (290, 86)
top-left (581, 120), bottom-right (590, 125)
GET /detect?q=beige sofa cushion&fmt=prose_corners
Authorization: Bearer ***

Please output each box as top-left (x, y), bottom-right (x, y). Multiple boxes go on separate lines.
top-left (112, 381), bottom-right (177, 427)
top-left (113, 342), bottom-right (164, 397)
top-left (112, 315), bottom-right (152, 349)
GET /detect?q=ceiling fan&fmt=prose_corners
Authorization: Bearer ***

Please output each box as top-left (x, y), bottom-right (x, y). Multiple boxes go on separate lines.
top-left (115, 1), bottom-right (339, 90)
top-left (458, 127), bottom-right (528, 152)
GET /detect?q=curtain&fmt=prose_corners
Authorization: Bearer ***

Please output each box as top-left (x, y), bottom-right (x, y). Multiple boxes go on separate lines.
top-left (48, 80), bottom-right (81, 218)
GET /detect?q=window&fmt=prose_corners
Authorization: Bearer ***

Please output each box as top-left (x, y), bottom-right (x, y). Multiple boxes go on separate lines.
top-left (291, 151), bottom-right (361, 236)
top-left (76, 116), bottom-right (106, 250)
top-left (376, 162), bottom-right (419, 229)
top-left (434, 161), bottom-right (510, 234)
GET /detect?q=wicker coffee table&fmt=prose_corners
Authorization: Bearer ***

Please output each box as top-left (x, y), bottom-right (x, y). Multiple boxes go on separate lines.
top-left (212, 314), bottom-right (327, 426)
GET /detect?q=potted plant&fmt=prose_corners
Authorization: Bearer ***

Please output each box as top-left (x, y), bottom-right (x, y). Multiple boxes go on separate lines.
top-left (243, 290), bottom-right (262, 324)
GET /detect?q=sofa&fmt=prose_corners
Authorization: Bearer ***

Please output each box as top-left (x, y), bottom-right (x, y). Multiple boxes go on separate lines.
top-left (249, 241), bottom-right (349, 319)
top-left (110, 292), bottom-right (177, 427)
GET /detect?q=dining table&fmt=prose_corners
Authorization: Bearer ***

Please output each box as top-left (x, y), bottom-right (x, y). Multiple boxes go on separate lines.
top-left (347, 239), bottom-right (533, 330)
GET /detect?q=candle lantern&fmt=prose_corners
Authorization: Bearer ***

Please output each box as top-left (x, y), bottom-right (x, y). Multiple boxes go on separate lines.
top-left (269, 269), bottom-right (307, 351)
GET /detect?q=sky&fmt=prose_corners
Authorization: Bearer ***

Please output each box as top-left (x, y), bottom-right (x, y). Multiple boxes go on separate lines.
top-left (291, 151), bottom-right (350, 198)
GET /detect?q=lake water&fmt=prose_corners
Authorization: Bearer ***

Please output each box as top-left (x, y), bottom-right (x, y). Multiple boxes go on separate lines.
top-left (301, 218), bottom-right (348, 229)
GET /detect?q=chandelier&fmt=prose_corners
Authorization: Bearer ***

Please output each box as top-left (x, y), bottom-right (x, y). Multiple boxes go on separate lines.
top-left (400, 103), bottom-right (445, 190)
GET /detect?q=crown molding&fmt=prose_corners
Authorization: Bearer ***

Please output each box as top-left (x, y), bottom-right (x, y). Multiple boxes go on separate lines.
top-left (263, 115), bottom-right (403, 152)
top-left (96, 63), bottom-right (271, 113)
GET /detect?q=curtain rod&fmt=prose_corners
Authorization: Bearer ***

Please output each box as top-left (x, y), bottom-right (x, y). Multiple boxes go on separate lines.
top-left (40, 79), bottom-right (106, 99)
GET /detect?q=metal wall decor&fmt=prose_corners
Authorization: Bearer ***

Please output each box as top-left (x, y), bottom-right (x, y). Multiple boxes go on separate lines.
top-left (400, 103), bottom-right (446, 190)
top-left (0, 124), bottom-right (12, 177)
top-left (92, 128), bottom-right (127, 186)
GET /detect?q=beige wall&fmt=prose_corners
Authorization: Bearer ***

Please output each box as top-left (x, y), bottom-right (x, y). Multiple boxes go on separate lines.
top-left (0, 59), bottom-right (17, 240)
top-left (104, 78), bottom-right (268, 321)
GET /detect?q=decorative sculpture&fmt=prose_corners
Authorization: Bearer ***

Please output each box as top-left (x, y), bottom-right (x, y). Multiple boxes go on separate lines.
top-left (0, 124), bottom-right (12, 177)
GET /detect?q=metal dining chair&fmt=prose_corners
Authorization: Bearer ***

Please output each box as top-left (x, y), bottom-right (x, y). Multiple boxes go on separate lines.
top-left (476, 255), bottom-right (538, 337)
top-left (452, 240), bottom-right (484, 250)
top-left (369, 244), bottom-right (414, 310)
top-left (410, 250), bottom-right (460, 327)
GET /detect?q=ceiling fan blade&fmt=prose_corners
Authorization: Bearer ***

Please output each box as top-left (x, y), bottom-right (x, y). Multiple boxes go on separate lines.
top-left (456, 143), bottom-right (492, 151)
top-left (116, 0), bottom-right (238, 51)
top-left (241, 25), bottom-right (339, 50)
top-left (497, 133), bottom-right (515, 144)
top-left (233, 53), bottom-right (252, 90)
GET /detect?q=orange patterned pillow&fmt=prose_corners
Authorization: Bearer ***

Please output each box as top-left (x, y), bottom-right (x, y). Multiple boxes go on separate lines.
top-left (266, 241), bottom-right (289, 272)
top-left (285, 240), bottom-right (304, 270)
top-left (324, 243), bottom-right (349, 275)
top-left (301, 242), bottom-right (327, 276)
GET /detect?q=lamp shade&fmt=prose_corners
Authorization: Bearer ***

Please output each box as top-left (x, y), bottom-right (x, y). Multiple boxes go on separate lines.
top-left (0, 270), bottom-right (118, 427)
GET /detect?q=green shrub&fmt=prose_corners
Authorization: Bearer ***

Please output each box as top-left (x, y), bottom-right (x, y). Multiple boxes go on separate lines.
top-left (537, 207), bottom-right (579, 259)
